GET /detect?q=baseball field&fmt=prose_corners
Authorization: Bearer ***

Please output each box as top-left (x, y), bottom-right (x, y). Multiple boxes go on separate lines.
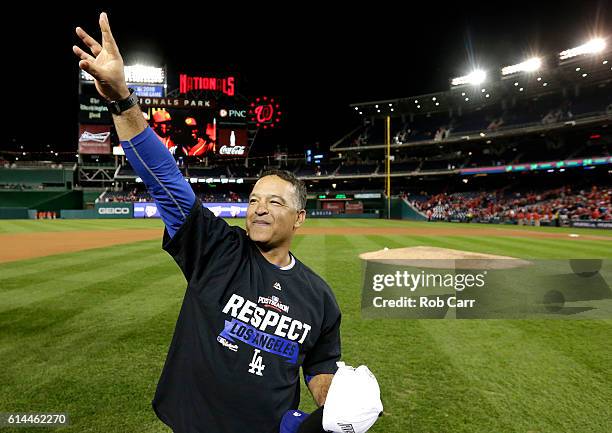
top-left (0, 218), bottom-right (610, 433)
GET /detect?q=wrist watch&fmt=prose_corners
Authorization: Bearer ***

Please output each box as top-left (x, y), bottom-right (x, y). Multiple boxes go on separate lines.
top-left (106, 88), bottom-right (138, 115)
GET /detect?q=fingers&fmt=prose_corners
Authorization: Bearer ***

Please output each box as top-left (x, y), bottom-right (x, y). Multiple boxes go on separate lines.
top-left (72, 45), bottom-right (95, 63)
top-left (78, 60), bottom-right (101, 80)
top-left (99, 12), bottom-right (120, 56)
top-left (75, 26), bottom-right (102, 57)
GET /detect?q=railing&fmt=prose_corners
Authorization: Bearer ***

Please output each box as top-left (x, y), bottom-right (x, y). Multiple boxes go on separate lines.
top-left (332, 111), bottom-right (612, 152)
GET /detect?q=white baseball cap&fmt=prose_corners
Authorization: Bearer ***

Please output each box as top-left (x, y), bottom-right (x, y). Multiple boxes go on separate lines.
top-left (322, 362), bottom-right (383, 433)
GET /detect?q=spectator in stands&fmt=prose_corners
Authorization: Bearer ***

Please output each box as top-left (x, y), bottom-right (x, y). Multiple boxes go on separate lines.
top-left (414, 185), bottom-right (611, 225)
top-left (591, 207), bottom-right (601, 220)
top-left (434, 127), bottom-right (450, 142)
top-left (486, 117), bottom-right (504, 131)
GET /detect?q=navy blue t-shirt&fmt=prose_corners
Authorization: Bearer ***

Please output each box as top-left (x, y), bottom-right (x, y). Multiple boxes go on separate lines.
top-left (152, 198), bottom-right (341, 433)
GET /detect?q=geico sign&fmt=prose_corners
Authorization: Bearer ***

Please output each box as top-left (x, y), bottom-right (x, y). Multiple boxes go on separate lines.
top-left (98, 207), bottom-right (130, 215)
top-left (219, 145), bottom-right (246, 155)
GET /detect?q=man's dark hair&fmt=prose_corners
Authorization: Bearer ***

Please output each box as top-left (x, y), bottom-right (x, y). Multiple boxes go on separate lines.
top-left (260, 169), bottom-right (307, 210)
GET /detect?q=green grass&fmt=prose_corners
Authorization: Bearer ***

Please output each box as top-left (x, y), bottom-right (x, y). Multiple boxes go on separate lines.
top-left (1, 217), bottom-right (611, 237)
top-left (0, 219), bottom-right (611, 432)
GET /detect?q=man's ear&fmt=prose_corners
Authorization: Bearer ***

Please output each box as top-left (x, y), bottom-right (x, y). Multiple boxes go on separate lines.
top-left (294, 209), bottom-right (306, 230)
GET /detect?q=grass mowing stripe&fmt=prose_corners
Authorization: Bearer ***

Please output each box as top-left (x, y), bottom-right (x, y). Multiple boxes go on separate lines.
top-left (344, 219), bottom-right (382, 228)
top-left (0, 241), bottom-right (162, 285)
top-left (2, 217), bottom-right (612, 235)
top-left (292, 235), bottom-right (326, 277)
top-left (364, 234), bottom-right (424, 250)
top-left (0, 272), bottom-right (182, 376)
top-left (3, 276), bottom-right (184, 356)
top-left (368, 234), bottom-right (423, 249)
top-left (0, 221), bottom-right (32, 234)
top-left (0, 260), bottom-right (175, 339)
top-left (361, 234), bottom-right (612, 259)
top-left (0, 219), bottom-right (166, 234)
top-left (484, 235), bottom-right (612, 255)
top-left (0, 220), bottom-right (95, 233)
top-left (390, 235), bottom-right (476, 251)
top-left (500, 237), bottom-right (612, 257)
top-left (0, 304), bottom-right (182, 433)
top-left (0, 250), bottom-right (171, 312)
top-left (420, 320), bottom-right (612, 433)
top-left (342, 320), bottom-right (514, 433)
top-left (410, 235), bottom-right (490, 252)
top-left (463, 236), bottom-right (574, 258)
top-left (476, 236), bottom-right (612, 258)
top-left (409, 221), bottom-right (612, 237)
top-left (322, 236), bottom-right (363, 316)
top-left (368, 234), bottom-right (484, 251)
top-left (339, 233), bottom-right (387, 255)
top-left (507, 320), bottom-right (612, 381)
top-left (0, 240), bottom-right (162, 284)
top-left (290, 234), bottom-right (304, 251)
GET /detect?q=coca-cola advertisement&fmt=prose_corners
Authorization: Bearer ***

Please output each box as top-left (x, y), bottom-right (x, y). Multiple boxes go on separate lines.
top-left (217, 128), bottom-right (249, 157)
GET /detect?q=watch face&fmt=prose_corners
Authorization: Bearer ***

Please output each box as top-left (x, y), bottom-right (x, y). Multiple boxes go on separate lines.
top-left (107, 91), bottom-right (137, 115)
top-left (108, 101), bottom-right (120, 115)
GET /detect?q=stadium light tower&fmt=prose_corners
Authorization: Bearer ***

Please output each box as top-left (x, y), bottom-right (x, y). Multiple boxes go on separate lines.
top-left (451, 69), bottom-right (487, 86)
top-left (501, 57), bottom-right (542, 75)
top-left (559, 38), bottom-right (607, 60)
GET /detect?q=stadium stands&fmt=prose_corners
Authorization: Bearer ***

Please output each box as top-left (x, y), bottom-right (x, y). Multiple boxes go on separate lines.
top-left (337, 79), bottom-right (612, 151)
top-left (336, 162), bottom-right (378, 175)
top-left (412, 185), bottom-right (611, 224)
top-left (187, 166), bottom-right (229, 178)
top-left (99, 188), bottom-right (249, 203)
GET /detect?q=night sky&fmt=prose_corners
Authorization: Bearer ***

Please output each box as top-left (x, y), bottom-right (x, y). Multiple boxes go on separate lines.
top-left (2, 1), bottom-right (610, 155)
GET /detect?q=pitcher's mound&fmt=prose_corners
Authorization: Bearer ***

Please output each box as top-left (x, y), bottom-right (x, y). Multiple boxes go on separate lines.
top-left (359, 246), bottom-right (531, 270)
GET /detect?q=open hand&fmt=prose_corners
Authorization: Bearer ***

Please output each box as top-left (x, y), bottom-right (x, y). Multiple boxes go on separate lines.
top-left (73, 12), bottom-right (130, 101)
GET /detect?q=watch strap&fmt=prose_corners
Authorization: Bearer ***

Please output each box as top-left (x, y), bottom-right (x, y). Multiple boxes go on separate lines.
top-left (107, 88), bottom-right (138, 115)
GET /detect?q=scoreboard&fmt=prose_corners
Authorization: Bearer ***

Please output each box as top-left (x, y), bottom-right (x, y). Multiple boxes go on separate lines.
top-left (78, 67), bottom-right (283, 159)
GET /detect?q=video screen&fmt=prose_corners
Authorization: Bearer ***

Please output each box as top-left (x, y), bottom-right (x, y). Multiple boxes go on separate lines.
top-left (146, 108), bottom-right (218, 158)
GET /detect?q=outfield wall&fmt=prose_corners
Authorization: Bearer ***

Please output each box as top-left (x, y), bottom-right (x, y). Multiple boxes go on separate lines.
top-left (0, 207), bottom-right (30, 219)
top-left (61, 209), bottom-right (97, 219)
top-left (571, 220), bottom-right (612, 229)
top-left (0, 191), bottom-right (83, 211)
top-left (308, 209), bottom-right (380, 218)
top-left (0, 168), bottom-right (74, 186)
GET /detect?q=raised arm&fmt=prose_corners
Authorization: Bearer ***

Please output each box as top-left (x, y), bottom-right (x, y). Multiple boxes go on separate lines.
top-left (73, 13), bottom-right (195, 237)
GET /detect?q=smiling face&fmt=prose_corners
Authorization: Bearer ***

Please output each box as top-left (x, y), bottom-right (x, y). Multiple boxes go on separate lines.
top-left (246, 175), bottom-right (306, 249)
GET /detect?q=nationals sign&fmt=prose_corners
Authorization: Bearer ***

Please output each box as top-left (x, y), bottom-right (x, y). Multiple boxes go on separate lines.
top-left (179, 74), bottom-right (236, 97)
